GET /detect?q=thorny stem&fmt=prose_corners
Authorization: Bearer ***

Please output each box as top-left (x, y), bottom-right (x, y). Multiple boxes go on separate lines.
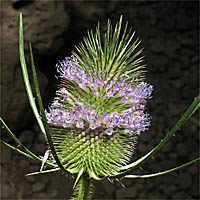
top-left (72, 173), bottom-right (93, 200)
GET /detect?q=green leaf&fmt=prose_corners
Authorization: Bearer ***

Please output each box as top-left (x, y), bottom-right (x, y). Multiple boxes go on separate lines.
top-left (0, 118), bottom-right (56, 168)
top-left (19, 13), bottom-right (68, 174)
top-left (26, 167), bottom-right (60, 176)
top-left (110, 94), bottom-right (200, 179)
top-left (1, 117), bottom-right (42, 162)
top-left (29, 43), bottom-right (48, 141)
top-left (125, 157), bottom-right (200, 179)
top-left (19, 12), bottom-right (46, 136)
top-left (1, 140), bottom-right (35, 160)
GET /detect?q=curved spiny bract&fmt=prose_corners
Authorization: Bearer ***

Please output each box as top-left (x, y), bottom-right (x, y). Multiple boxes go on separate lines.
top-left (50, 125), bottom-right (136, 179)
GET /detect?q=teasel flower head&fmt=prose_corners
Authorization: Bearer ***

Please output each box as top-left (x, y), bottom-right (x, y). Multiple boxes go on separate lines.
top-left (46, 16), bottom-right (153, 180)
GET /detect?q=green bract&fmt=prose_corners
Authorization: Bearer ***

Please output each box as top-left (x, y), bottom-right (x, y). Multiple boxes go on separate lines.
top-left (51, 126), bottom-right (136, 178)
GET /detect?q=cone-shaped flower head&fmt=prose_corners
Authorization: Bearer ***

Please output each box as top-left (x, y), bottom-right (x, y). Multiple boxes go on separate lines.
top-left (46, 16), bottom-right (153, 179)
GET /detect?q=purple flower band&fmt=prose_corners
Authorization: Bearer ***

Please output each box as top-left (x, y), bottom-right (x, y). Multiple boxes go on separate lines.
top-left (46, 55), bottom-right (153, 137)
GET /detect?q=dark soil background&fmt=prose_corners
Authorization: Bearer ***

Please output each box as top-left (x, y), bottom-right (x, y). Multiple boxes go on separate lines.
top-left (1, 1), bottom-right (199, 199)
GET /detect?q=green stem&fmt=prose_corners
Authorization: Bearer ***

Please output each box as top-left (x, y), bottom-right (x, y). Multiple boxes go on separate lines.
top-left (73, 173), bottom-right (93, 200)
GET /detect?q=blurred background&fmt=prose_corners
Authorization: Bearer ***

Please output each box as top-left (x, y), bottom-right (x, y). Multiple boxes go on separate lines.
top-left (1, 0), bottom-right (199, 199)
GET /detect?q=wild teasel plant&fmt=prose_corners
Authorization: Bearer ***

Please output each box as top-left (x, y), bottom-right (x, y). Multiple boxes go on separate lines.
top-left (1, 13), bottom-right (200, 200)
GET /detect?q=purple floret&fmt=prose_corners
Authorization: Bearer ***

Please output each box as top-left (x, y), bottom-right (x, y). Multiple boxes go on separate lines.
top-left (46, 55), bottom-right (153, 137)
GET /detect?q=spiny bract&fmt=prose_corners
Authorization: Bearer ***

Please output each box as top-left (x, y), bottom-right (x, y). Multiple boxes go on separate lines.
top-left (46, 16), bottom-right (153, 180)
